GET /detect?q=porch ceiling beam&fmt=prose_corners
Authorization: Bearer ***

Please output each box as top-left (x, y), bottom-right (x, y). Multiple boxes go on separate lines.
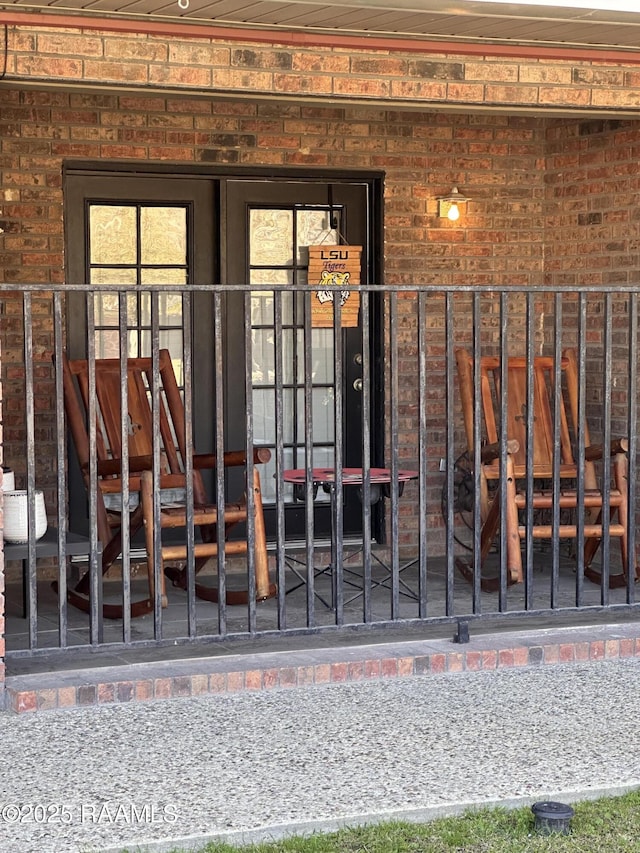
top-left (4, 8), bottom-right (640, 65)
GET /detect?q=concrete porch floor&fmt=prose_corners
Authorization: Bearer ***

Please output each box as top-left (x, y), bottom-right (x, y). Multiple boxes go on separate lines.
top-left (4, 546), bottom-right (637, 665)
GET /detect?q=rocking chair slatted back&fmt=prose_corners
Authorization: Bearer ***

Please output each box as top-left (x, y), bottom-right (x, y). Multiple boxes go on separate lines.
top-left (65, 350), bottom-right (201, 491)
top-left (471, 353), bottom-right (579, 478)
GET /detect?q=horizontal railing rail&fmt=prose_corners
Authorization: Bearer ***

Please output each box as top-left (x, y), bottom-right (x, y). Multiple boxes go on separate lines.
top-left (1, 283), bottom-right (639, 661)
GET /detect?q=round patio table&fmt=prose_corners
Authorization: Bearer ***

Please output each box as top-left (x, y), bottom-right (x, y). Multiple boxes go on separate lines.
top-left (282, 467), bottom-right (419, 609)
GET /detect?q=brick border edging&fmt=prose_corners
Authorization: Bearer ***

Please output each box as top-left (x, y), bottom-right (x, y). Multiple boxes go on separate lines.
top-left (6, 634), bottom-right (638, 713)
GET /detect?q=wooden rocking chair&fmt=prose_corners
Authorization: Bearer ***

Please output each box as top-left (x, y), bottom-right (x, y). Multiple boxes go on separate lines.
top-left (62, 349), bottom-right (275, 618)
top-left (454, 348), bottom-right (638, 592)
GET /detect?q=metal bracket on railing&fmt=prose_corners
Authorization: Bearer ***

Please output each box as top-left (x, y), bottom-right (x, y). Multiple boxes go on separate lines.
top-left (453, 620), bottom-right (470, 644)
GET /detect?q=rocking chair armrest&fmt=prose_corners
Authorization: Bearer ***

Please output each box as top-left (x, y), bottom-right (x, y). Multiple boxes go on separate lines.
top-left (480, 439), bottom-right (520, 464)
top-left (93, 448), bottom-right (272, 479)
top-left (584, 437), bottom-right (629, 461)
top-left (98, 471), bottom-right (187, 494)
top-left (92, 454), bottom-right (156, 477)
top-left (193, 448), bottom-right (272, 469)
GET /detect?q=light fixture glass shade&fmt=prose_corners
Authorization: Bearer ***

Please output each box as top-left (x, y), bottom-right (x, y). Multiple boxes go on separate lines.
top-left (438, 186), bottom-right (470, 221)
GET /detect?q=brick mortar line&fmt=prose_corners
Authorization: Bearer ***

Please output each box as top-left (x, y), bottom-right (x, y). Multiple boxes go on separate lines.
top-left (6, 635), bottom-right (640, 713)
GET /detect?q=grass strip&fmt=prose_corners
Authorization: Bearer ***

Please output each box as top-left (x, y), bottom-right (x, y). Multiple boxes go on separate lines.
top-left (125, 788), bottom-right (640, 852)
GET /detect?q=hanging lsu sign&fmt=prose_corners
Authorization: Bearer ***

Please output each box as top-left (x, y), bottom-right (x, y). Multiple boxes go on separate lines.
top-left (308, 245), bottom-right (362, 328)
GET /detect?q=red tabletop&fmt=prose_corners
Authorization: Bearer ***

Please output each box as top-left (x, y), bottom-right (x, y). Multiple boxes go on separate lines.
top-left (282, 467), bottom-right (418, 485)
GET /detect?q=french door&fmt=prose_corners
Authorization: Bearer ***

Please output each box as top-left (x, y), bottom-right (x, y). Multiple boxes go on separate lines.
top-left (65, 168), bottom-right (382, 542)
top-left (225, 179), bottom-right (379, 540)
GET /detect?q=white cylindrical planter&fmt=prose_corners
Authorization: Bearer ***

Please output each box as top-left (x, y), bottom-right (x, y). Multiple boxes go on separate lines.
top-left (1, 468), bottom-right (15, 491)
top-left (3, 490), bottom-right (48, 543)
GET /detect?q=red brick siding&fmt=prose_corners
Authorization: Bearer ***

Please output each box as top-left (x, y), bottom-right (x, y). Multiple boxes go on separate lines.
top-left (545, 118), bottom-right (640, 287)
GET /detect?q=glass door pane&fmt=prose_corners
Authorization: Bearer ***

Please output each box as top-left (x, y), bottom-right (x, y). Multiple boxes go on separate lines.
top-left (88, 202), bottom-right (188, 373)
top-left (248, 206), bottom-right (341, 504)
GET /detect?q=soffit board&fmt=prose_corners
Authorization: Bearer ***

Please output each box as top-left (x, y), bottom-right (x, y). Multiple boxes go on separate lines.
top-left (2, 0), bottom-right (640, 50)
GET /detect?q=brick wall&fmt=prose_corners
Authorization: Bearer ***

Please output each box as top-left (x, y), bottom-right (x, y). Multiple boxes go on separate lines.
top-left (545, 118), bottom-right (640, 286)
top-left (543, 118), bottom-right (640, 440)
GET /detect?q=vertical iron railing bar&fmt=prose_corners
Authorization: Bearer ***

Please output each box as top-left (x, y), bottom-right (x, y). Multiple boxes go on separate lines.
top-left (86, 292), bottom-right (103, 644)
top-left (303, 289), bottom-right (316, 627)
top-left (524, 292), bottom-right (535, 611)
top-left (333, 294), bottom-right (344, 626)
top-left (551, 293), bottom-right (563, 609)
top-left (182, 292), bottom-right (196, 637)
top-left (360, 290), bottom-right (373, 623)
top-left (600, 293), bottom-right (612, 602)
top-left (626, 293), bottom-right (638, 603)
top-left (498, 293), bottom-right (509, 611)
top-left (417, 291), bottom-right (429, 617)
top-left (136, 291), bottom-right (143, 361)
top-left (471, 293), bottom-right (482, 613)
top-left (575, 293), bottom-right (587, 608)
top-left (388, 290), bottom-right (400, 621)
top-left (244, 291), bottom-right (258, 632)
top-left (213, 292), bottom-right (227, 635)
top-left (53, 292), bottom-right (69, 648)
top-left (118, 291), bottom-right (131, 643)
top-left (444, 292), bottom-right (456, 614)
top-left (273, 288), bottom-right (287, 630)
top-left (23, 293), bottom-right (38, 648)
top-left (150, 292), bottom-right (163, 639)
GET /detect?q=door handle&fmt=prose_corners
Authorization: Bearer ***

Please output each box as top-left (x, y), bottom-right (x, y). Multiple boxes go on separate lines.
top-left (353, 378), bottom-right (363, 392)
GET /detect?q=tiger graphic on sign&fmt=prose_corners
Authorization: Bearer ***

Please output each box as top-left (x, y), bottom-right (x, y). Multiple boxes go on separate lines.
top-left (316, 270), bottom-right (351, 306)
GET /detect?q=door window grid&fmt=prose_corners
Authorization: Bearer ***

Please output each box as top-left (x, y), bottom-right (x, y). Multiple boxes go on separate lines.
top-left (87, 202), bottom-right (187, 385)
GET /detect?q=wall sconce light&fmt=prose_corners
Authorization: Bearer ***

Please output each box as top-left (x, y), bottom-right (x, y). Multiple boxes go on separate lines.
top-left (438, 187), bottom-right (470, 222)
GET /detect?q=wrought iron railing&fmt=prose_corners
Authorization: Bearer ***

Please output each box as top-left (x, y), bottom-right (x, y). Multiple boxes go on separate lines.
top-left (2, 284), bottom-right (639, 661)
